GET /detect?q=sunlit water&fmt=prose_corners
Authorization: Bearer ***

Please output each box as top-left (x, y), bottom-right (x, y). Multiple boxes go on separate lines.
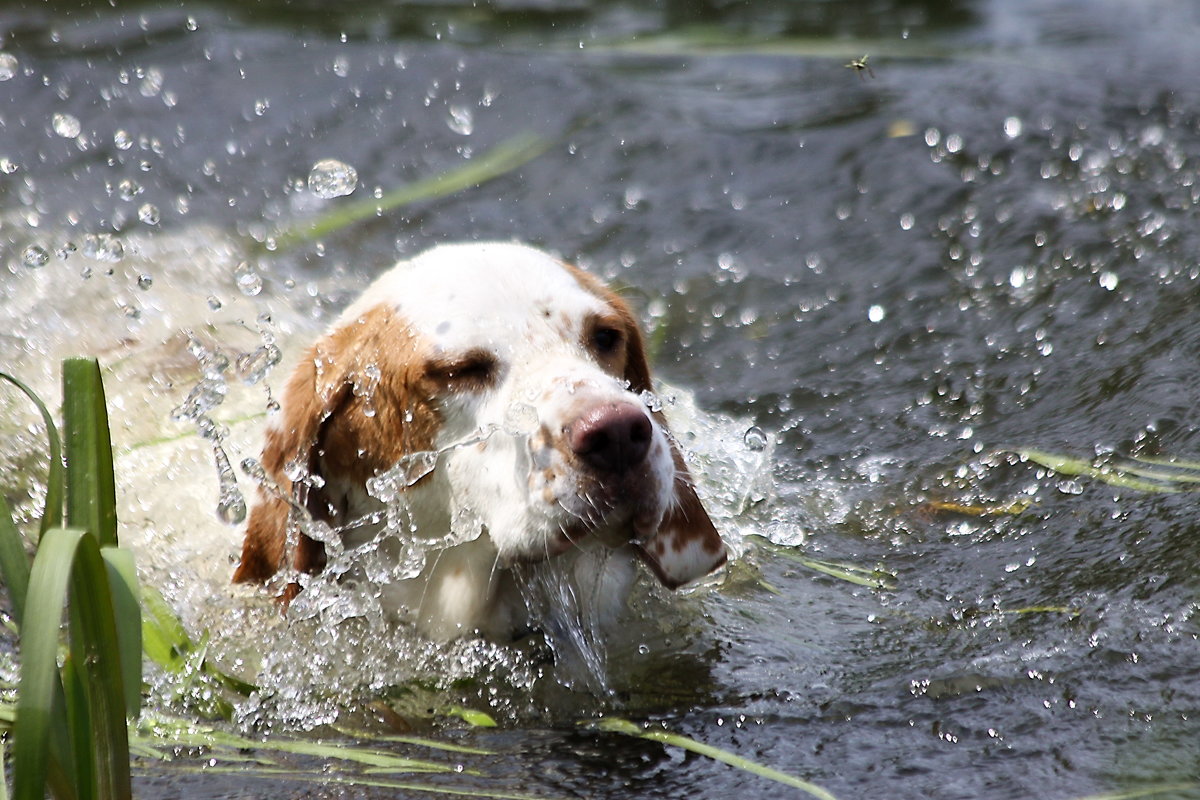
top-left (5, 0), bottom-right (1200, 797)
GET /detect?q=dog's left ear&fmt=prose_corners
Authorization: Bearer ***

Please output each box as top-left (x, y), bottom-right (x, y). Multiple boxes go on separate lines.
top-left (615, 295), bottom-right (728, 589)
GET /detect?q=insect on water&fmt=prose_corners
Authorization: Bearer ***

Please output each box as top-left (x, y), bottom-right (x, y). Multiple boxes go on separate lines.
top-left (845, 54), bottom-right (875, 80)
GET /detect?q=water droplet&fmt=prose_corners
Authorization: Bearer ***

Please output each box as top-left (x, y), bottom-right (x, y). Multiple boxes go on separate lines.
top-left (236, 344), bottom-right (282, 385)
top-left (743, 426), bottom-right (768, 452)
top-left (137, 203), bottom-right (160, 225)
top-left (308, 159), bottom-right (358, 199)
top-left (52, 112), bottom-right (81, 139)
top-left (639, 390), bottom-right (664, 413)
top-left (137, 273), bottom-right (153, 290)
top-left (233, 261), bottom-right (263, 296)
top-left (0, 53), bottom-right (18, 81)
top-left (206, 295), bottom-right (223, 310)
top-left (21, 244), bottom-right (50, 268)
top-left (117, 178), bottom-right (143, 200)
top-left (171, 378), bottom-right (228, 421)
top-left (1003, 116), bottom-right (1023, 139)
top-left (868, 304), bottom-right (886, 323)
top-left (0, 158), bottom-right (18, 174)
top-left (1099, 271), bottom-right (1118, 291)
top-left (139, 67), bottom-right (164, 98)
top-left (503, 403), bottom-right (539, 435)
top-left (82, 233), bottom-right (124, 262)
top-left (113, 129), bottom-right (133, 150)
top-left (447, 104), bottom-right (474, 135)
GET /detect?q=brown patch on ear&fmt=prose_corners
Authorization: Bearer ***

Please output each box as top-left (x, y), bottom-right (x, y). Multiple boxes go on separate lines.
top-left (233, 305), bottom-right (439, 594)
top-left (563, 259), bottom-right (727, 588)
top-left (637, 444), bottom-right (728, 589)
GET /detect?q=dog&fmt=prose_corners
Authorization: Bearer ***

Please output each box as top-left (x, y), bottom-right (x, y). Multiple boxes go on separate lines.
top-left (232, 242), bottom-right (727, 641)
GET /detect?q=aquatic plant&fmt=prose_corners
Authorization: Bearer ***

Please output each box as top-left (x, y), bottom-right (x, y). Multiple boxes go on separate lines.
top-left (1, 359), bottom-right (138, 800)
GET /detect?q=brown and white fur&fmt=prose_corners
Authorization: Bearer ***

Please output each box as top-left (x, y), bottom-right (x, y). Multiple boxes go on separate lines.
top-left (233, 242), bottom-right (726, 641)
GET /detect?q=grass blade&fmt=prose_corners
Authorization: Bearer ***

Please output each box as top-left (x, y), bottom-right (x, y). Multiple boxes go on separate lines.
top-left (0, 371), bottom-right (64, 535)
top-left (0, 495), bottom-right (30, 627)
top-left (11, 528), bottom-right (86, 800)
top-left (592, 718), bottom-right (840, 800)
top-left (271, 132), bottom-right (553, 250)
top-left (100, 547), bottom-right (144, 717)
top-left (62, 359), bottom-right (118, 547)
top-left (65, 533), bottom-right (133, 800)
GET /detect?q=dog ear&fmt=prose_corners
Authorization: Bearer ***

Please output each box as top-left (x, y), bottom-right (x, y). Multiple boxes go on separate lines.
top-left (613, 294), bottom-right (729, 589)
top-left (232, 341), bottom-right (342, 586)
top-left (233, 306), bottom-right (437, 591)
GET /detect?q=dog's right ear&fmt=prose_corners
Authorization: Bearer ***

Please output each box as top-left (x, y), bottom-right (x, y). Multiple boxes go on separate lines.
top-left (232, 341), bottom-right (345, 586)
top-left (232, 305), bottom-right (437, 590)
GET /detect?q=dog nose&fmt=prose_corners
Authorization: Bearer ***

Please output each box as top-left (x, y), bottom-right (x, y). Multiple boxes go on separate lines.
top-left (569, 402), bottom-right (653, 473)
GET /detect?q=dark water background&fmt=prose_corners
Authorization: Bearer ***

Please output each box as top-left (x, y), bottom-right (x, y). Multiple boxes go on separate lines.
top-left (4, 0), bottom-right (1200, 797)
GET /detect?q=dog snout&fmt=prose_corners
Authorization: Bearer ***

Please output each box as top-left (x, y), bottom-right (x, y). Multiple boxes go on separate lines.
top-left (568, 402), bottom-right (653, 473)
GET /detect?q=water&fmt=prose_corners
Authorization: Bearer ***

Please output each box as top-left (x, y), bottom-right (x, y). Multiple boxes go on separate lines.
top-left (3, 0), bottom-right (1200, 797)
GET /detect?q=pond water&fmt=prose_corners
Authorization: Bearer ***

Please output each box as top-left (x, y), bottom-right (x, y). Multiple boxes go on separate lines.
top-left (4, 0), bottom-right (1200, 797)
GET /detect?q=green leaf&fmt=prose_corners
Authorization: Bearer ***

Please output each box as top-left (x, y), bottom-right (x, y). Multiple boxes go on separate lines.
top-left (65, 533), bottom-right (133, 800)
top-left (592, 717), bottom-right (840, 800)
top-left (445, 706), bottom-right (498, 728)
top-left (100, 547), bottom-right (144, 717)
top-left (62, 358), bottom-right (118, 547)
top-left (12, 527), bottom-right (86, 800)
top-left (0, 495), bottom-right (30, 628)
top-left (0, 370), bottom-right (64, 535)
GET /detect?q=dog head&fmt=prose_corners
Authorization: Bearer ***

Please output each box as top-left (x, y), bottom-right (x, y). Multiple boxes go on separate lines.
top-left (233, 242), bottom-right (727, 603)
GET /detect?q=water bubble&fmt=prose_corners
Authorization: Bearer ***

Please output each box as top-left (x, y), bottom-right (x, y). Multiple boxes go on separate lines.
top-left (114, 129), bottom-right (133, 150)
top-left (52, 112), bottom-right (81, 139)
top-left (447, 104), bottom-right (474, 135)
top-left (307, 158), bottom-right (358, 199)
top-left (743, 426), bottom-right (768, 452)
top-left (56, 242), bottom-right (77, 260)
top-left (206, 295), bottom-right (222, 310)
top-left (1099, 271), bottom-right (1119, 291)
top-left (21, 244), bottom-right (50, 268)
top-left (0, 158), bottom-right (18, 174)
top-left (868, 304), bottom-right (886, 322)
top-left (136, 273), bottom-right (153, 290)
top-left (1003, 116), bottom-right (1023, 139)
top-left (0, 53), bottom-right (18, 81)
top-left (137, 203), bottom-right (160, 225)
top-left (233, 261), bottom-right (263, 296)
top-left (82, 233), bottom-right (124, 262)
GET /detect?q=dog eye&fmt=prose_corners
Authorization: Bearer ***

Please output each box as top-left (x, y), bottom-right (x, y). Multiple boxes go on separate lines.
top-left (591, 326), bottom-right (623, 356)
top-left (427, 351), bottom-right (498, 390)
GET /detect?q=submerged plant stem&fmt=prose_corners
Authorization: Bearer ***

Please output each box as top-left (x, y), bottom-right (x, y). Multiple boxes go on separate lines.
top-left (592, 718), bottom-right (840, 800)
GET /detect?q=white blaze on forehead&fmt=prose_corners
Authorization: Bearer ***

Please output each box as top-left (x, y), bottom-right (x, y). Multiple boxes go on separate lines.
top-left (339, 242), bottom-right (607, 354)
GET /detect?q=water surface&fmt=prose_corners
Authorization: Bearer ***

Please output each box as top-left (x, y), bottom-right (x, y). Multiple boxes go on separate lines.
top-left (3, 1), bottom-right (1200, 797)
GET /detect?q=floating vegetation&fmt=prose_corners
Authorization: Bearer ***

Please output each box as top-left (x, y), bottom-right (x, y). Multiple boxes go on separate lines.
top-left (918, 498), bottom-right (1036, 517)
top-left (749, 535), bottom-right (896, 590)
top-left (1005, 448), bottom-right (1200, 494)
